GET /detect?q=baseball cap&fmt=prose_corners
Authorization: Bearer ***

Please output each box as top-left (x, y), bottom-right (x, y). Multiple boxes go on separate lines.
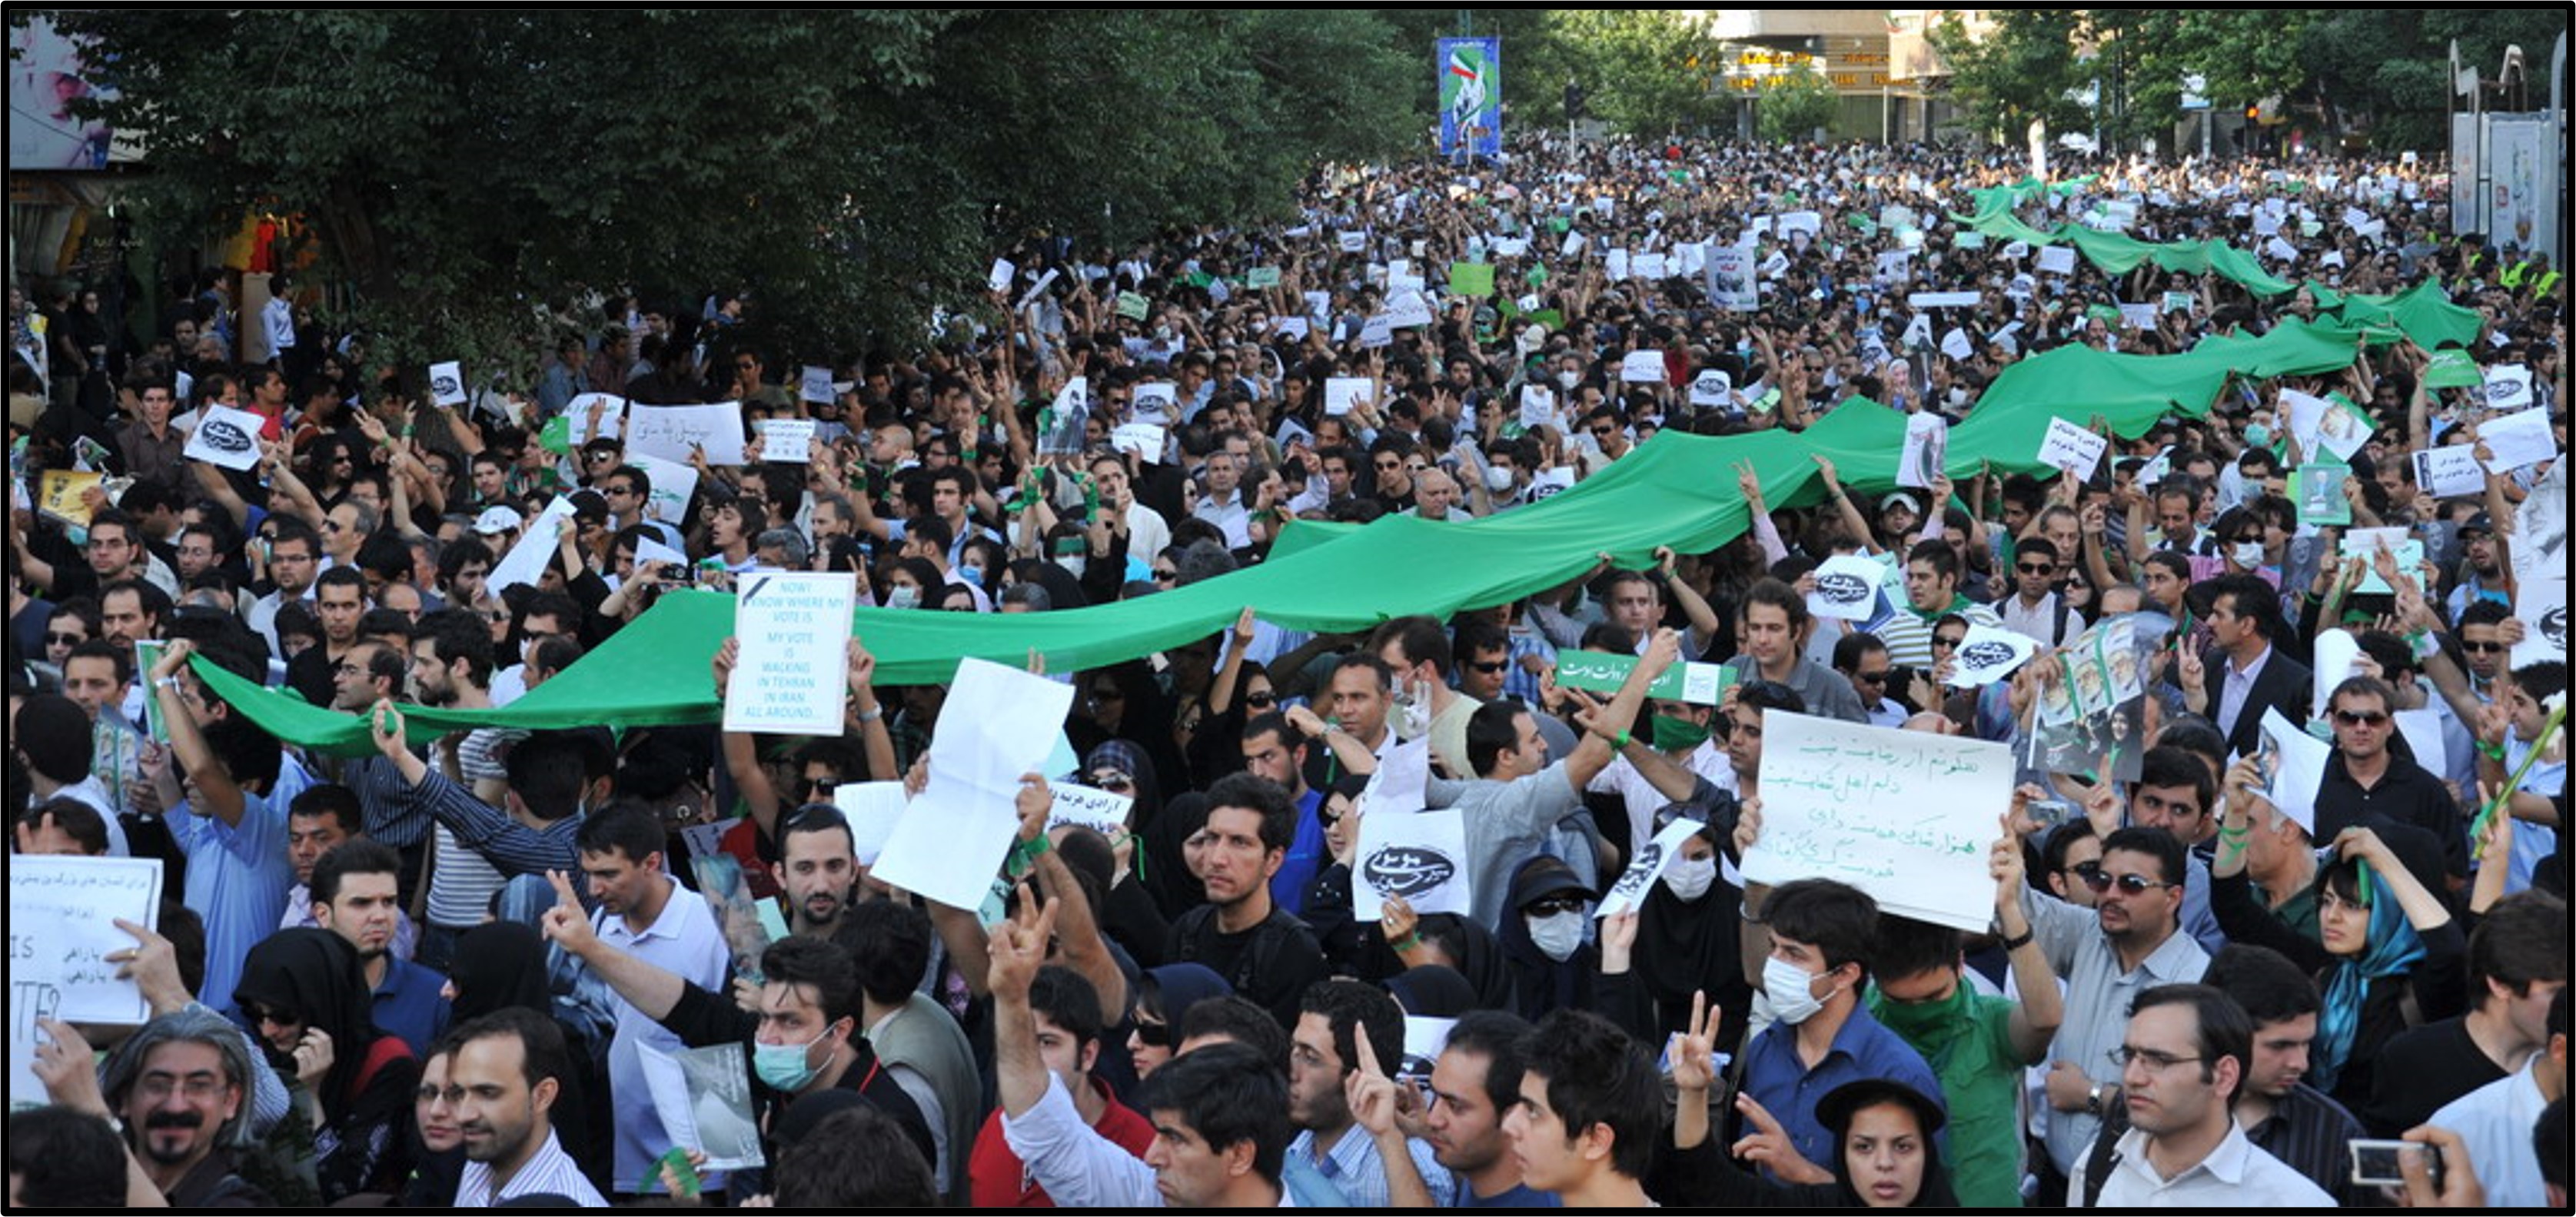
top-left (473, 507), bottom-right (524, 535)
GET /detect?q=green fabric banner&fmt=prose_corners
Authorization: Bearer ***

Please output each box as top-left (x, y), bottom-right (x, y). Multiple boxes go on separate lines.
top-left (204, 304), bottom-right (2468, 756)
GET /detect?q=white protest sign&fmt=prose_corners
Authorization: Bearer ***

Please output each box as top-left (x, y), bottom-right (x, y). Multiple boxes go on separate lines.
top-left (1039, 378), bottom-right (1089, 456)
top-left (677, 816), bottom-right (741, 865)
top-left (1705, 244), bottom-right (1758, 311)
top-left (428, 361), bottom-right (468, 407)
top-left (631, 535), bottom-right (690, 577)
top-left (1807, 554), bottom-right (1886, 621)
top-left (1632, 252), bottom-right (1667, 281)
top-left (1688, 369), bottom-right (1733, 409)
top-left (639, 1042), bottom-right (766, 1173)
top-left (181, 404), bottom-right (267, 471)
top-left (2482, 364), bottom-right (2535, 412)
top-left (1947, 625), bottom-right (2037, 687)
top-left (756, 417), bottom-right (816, 462)
top-left (1519, 384), bottom-right (1558, 430)
top-left (1339, 231), bottom-right (1368, 254)
top-left (1874, 250), bottom-right (1914, 284)
top-left (1352, 808), bottom-right (1472, 922)
top-left (2339, 527), bottom-right (2423, 595)
top-left (2035, 246), bottom-right (2078, 276)
top-left (1778, 210), bottom-right (1823, 236)
top-left (871, 659), bottom-right (1077, 912)
top-left (2036, 417), bottom-right (2109, 480)
top-left (627, 401), bottom-right (748, 467)
top-left (1361, 738), bottom-right (1433, 820)
top-left (1940, 327), bottom-right (1975, 362)
top-left (2514, 577), bottom-right (2568, 670)
top-left (799, 366), bottom-right (835, 405)
top-left (2264, 235), bottom-right (2300, 263)
top-left (2312, 630), bottom-right (2365, 721)
top-left (1357, 314), bottom-right (1394, 349)
top-left (987, 258), bottom-right (1017, 293)
top-left (487, 496), bottom-right (579, 595)
top-left (2247, 707), bottom-right (2332, 834)
top-left (1908, 291), bottom-right (1983, 310)
top-left (1131, 381), bottom-right (1178, 424)
top-left (1385, 293), bottom-right (1434, 331)
top-left (1525, 467), bottom-right (1575, 503)
top-left (723, 573), bottom-right (857, 736)
top-left (1109, 422), bottom-right (1167, 464)
top-left (2411, 445), bottom-right (2487, 497)
top-left (2512, 459), bottom-right (2566, 583)
top-left (567, 393), bottom-right (627, 444)
top-left (1325, 377), bottom-right (1374, 417)
top-left (1604, 248), bottom-right (1630, 282)
top-left (1398, 1017), bottom-right (1454, 1081)
top-left (1017, 268), bottom-right (1062, 309)
top-left (1899, 413), bottom-right (1949, 489)
top-left (11, 855), bottom-right (162, 1108)
top-left (628, 451), bottom-right (697, 526)
top-left (1596, 817), bottom-right (1706, 921)
top-left (1743, 713), bottom-right (2013, 932)
top-left (1897, 315), bottom-right (1933, 354)
top-left (831, 781), bottom-right (910, 866)
top-left (2118, 303), bottom-right (2159, 331)
top-left (2476, 408), bottom-right (2555, 472)
top-left (1619, 351), bottom-right (1666, 384)
top-left (1271, 316), bottom-right (1311, 341)
top-left (1045, 783), bottom-right (1135, 837)
top-left (2392, 708), bottom-right (2449, 782)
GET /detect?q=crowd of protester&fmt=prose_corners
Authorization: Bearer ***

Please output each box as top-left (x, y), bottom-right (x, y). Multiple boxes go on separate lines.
top-left (6, 130), bottom-right (2568, 1208)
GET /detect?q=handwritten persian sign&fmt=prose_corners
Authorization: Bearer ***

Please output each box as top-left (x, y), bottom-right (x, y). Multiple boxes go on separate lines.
top-left (1551, 651), bottom-right (1733, 706)
top-left (1743, 713), bottom-right (2010, 932)
top-left (11, 856), bottom-right (162, 1108)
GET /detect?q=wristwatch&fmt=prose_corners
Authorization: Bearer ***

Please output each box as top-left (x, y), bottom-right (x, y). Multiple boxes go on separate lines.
top-left (2086, 1082), bottom-right (2106, 1116)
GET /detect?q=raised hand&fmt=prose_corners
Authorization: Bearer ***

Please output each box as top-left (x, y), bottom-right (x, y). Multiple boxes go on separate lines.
top-left (1669, 990), bottom-right (1720, 1092)
top-left (1732, 1090), bottom-right (1833, 1185)
top-left (539, 870), bottom-right (598, 956)
top-left (988, 884), bottom-right (1058, 1003)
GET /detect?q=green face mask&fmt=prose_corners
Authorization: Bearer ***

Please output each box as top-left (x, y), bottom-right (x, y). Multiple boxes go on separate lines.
top-left (1874, 973), bottom-right (1973, 1039)
top-left (1650, 713), bottom-right (1710, 752)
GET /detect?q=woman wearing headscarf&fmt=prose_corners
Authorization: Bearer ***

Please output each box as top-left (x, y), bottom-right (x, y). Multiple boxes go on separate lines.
top-left (1075, 740), bottom-right (1178, 957)
top-left (1611, 814), bottom-right (1754, 1049)
top-left (1498, 856), bottom-right (1598, 1022)
top-left (2212, 766), bottom-right (2465, 1113)
top-left (233, 928), bottom-right (417, 1202)
top-left (1121, 963), bottom-right (1232, 1094)
top-left (1658, 1062), bottom-right (1965, 1209)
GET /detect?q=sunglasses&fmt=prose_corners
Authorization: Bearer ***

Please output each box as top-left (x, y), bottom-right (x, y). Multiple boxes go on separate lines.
top-left (1524, 893), bottom-right (1586, 917)
top-left (1134, 1019), bottom-right (1172, 1048)
top-left (1855, 669), bottom-right (1891, 686)
top-left (1244, 691), bottom-right (1278, 709)
top-left (2017, 564), bottom-right (2055, 576)
top-left (1152, 569), bottom-right (1178, 582)
top-left (238, 1001), bottom-right (301, 1027)
top-left (795, 775), bottom-right (840, 796)
top-left (1088, 771), bottom-right (1135, 793)
top-left (1932, 636), bottom-right (1965, 650)
top-left (2332, 710), bottom-right (2390, 727)
top-left (2079, 870), bottom-right (2175, 896)
top-left (45, 632), bottom-right (85, 647)
top-left (2459, 640), bottom-right (2507, 654)
top-left (1465, 660), bottom-right (1508, 675)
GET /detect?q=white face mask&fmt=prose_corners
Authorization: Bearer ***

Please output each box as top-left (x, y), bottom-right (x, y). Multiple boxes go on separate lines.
top-left (1055, 556), bottom-right (1086, 579)
top-left (886, 584), bottom-right (921, 610)
top-left (1763, 955), bottom-right (1831, 1025)
top-left (2232, 540), bottom-right (2266, 568)
top-left (1663, 855), bottom-right (1717, 902)
top-left (1485, 465), bottom-right (1515, 493)
top-left (1526, 909), bottom-right (1585, 962)
top-left (1557, 371), bottom-right (1580, 390)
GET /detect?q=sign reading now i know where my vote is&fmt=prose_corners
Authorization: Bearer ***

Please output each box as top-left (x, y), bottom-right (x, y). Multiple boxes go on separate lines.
top-left (723, 572), bottom-right (858, 737)
top-left (1552, 651), bottom-right (1733, 705)
top-left (1743, 712), bottom-right (2013, 933)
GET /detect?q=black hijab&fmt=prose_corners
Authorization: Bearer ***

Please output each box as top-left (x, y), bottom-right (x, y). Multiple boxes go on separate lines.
top-left (445, 921), bottom-right (555, 1022)
top-left (234, 927), bottom-right (381, 1119)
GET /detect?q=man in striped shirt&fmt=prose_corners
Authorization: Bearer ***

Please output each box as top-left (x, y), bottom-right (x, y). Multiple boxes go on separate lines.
top-left (450, 1008), bottom-right (607, 1208)
top-left (1870, 540), bottom-right (2002, 668)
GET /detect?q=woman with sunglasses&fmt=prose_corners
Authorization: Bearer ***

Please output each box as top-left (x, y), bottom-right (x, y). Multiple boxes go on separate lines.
top-left (234, 928), bottom-right (420, 1204)
top-left (1124, 963), bottom-right (1231, 1082)
top-left (1182, 607), bottom-right (1281, 783)
top-left (2209, 754), bottom-right (2465, 1114)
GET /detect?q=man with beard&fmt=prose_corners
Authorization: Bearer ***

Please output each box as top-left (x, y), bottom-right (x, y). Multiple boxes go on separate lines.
top-left (2445, 512), bottom-right (2511, 620)
top-left (1281, 979), bottom-right (1451, 1206)
top-left (403, 609), bottom-right (510, 970)
top-left (775, 805), bottom-right (859, 938)
top-left (309, 840), bottom-right (452, 1056)
top-left (446, 1009), bottom-right (607, 1206)
top-left (95, 1006), bottom-right (274, 1205)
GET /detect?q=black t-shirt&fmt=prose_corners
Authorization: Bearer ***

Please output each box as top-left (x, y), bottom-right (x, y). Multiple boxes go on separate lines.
top-left (2359, 1015), bottom-right (2511, 1137)
top-left (1168, 903), bottom-right (1326, 1028)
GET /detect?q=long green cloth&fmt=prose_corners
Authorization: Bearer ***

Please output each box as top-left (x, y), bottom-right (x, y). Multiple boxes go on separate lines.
top-left (205, 307), bottom-right (2474, 755)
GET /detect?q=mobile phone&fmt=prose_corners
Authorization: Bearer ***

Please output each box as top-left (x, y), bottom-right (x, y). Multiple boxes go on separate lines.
top-left (2025, 800), bottom-right (2076, 830)
top-left (2349, 1138), bottom-right (2438, 1189)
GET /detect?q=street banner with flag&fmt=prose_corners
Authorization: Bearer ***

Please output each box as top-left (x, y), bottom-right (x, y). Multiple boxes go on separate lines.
top-left (1438, 38), bottom-right (1502, 158)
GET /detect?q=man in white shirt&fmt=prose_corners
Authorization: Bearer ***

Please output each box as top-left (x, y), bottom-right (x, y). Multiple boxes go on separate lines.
top-left (2428, 985), bottom-right (2565, 1208)
top-left (450, 1007), bottom-right (607, 1207)
top-left (1995, 536), bottom-right (2086, 648)
top-left (574, 804), bottom-right (732, 1199)
top-left (1189, 450), bottom-right (1255, 549)
top-left (1089, 450), bottom-right (1169, 572)
top-left (2069, 983), bottom-right (2332, 1206)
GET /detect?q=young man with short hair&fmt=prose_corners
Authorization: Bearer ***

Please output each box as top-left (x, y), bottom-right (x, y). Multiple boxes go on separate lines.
top-left (1723, 577), bottom-right (1867, 723)
top-left (969, 965), bottom-right (1155, 1206)
top-left (445, 1009), bottom-right (607, 1207)
top-left (1165, 773), bottom-right (1328, 1027)
top-left (308, 839), bottom-right (450, 1056)
top-left (2198, 944), bottom-right (2367, 1203)
top-left (2068, 983), bottom-right (2332, 1205)
top-left (1284, 979), bottom-right (1451, 1207)
top-left (1504, 1009), bottom-right (1659, 1206)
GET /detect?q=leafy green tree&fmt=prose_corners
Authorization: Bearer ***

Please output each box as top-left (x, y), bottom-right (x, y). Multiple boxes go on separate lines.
top-left (25, 10), bottom-right (1418, 377)
top-left (1756, 68), bottom-right (1840, 144)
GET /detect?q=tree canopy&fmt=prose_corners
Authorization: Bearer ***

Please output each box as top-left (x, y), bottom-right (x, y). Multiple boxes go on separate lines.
top-left (30, 9), bottom-right (1421, 376)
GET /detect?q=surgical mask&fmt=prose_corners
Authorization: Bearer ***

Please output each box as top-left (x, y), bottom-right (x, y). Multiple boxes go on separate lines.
top-left (1663, 855), bottom-right (1717, 902)
top-left (2242, 423), bottom-right (2272, 448)
top-left (1526, 909), bottom-right (1585, 962)
top-left (1557, 371), bottom-right (1579, 390)
top-left (1055, 556), bottom-right (1086, 579)
top-left (886, 584), bottom-right (922, 610)
top-left (2232, 540), bottom-right (2267, 568)
top-left (1484, 465), bottom-right (1514, 493)
top-left (1650, 713), bottom-right (1710, 752)
top-left (753, 1026), bottom-right (832, 1092)
top-left (1763, 956), bottom-right (1831, 1025)
top-left (1394, 681), bottom-right (1433, 741)
top-left (957, 564), bottom-right (984, 585)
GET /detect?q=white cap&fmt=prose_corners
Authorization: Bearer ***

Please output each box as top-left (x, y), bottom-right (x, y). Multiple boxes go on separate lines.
top-left (473, 506), bottom-right (524, 535)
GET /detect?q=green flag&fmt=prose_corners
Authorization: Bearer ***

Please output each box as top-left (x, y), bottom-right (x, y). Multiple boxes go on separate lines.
top-left (537, 414), bottom-right (573, 455)
top-left (2425, 349), bottom-right (2482, 388)
top-left (1449, 262), bottom-right (1496, 298)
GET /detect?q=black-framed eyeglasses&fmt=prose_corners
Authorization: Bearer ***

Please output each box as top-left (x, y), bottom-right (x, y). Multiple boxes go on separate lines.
top-left (2080, 870), bottom-right (2174, 896)
top-left (2108, 1046), bottom-right (2204, 1072)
